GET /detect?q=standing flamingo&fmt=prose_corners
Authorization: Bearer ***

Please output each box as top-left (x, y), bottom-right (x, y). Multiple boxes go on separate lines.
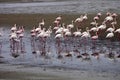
top-left (75, 15), bottom-right (83, 23)
top-left (9, 31), bottom-right (20, 58)
top-left (55, 30), bottom-right (64, 59)
top-left (67, 20), bottom-right (74, 29)
top-left (73, 28), bottom-right (82, 37)
top-left (91, 32), bottom-right (99, 59)
top-left (11, 24), bottom-right (17, 32)
top-left (30, 27), bottom-right (37, 56)
top-left (106, 22), bottom-right (115, 33)
top-left (39, 19), bottom-right (45, 28)
top-left (83, 14), bottom-right (88, 20)
top-left (81, 27), bottom-right (91, 60)
top-left (106, 32), bottom-right (115, 60)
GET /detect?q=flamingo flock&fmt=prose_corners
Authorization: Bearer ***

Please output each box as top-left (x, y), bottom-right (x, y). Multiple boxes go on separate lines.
top-left (0, 12), bottom-right (120, 64)
top-left (9, 24), bottom-right (25, 58)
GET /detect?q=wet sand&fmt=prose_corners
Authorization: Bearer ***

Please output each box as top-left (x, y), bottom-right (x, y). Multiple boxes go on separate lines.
top-left (0, 63), bottom-right (120, 80)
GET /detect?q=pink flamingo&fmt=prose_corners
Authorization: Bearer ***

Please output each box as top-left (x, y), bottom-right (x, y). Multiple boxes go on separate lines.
top-left (91, 32), bottom-right (99, 59)
top-left (81, 27), bottom-right (91, 60)
top-left (9, 31), bottom-right (20, 58)
top-left (30, 27), bottom-right (37, 56)
top-left (39, 19), bottom-right (45, 28)
top-left (55, 30), bottom-right (64, 59)
top-left (106, 32), bottom-right (115, 59)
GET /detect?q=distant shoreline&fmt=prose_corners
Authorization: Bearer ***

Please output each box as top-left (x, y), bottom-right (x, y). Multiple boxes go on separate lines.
top-left (0, 0), bottom-right (65, 3)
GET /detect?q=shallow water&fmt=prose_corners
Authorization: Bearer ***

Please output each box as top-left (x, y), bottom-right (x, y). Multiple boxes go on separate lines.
top-left (0, 0), bottom-right (120, 14)
top-left (0, 0), bottom-right (120, 74)
top-left (0, 27), bottom-right (120, 74)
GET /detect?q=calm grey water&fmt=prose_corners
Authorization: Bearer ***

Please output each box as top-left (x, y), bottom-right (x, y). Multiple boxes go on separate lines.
top-left (0, 0), bottom-right (120, 14)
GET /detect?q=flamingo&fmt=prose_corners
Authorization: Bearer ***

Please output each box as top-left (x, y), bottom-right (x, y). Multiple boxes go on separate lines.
top-left (18, 26), bottom-right (25, 54)
top-left (64, 30), bottom-right (72, 37)
top-left (63, 23), bottom-right (69, 33)
top-left (90, 21), bottom-right (97, 26)
top-left (106, 32), bottom-right (115, 59)
top-left (37, 28), bottom-right (46, 38)
top-left (106, 22), bottom-right (115, 33)
top-left (112, 13), bottom-right (117, 18)
top-left (90, 22), bottom-right (98, 36)
top-left (105, 13), bottom-right (113, 22)
top-left (106, 32), bottom-right (114, 39)
top-left (55, 30), bottom-right (64, 59)
top-left (98, 22), bottom-right (106, 30)
top-left (81, 27), bottom-right (91, 60)
top-left (97, 12), bottom-right (102, 18)
top-left (73, 28), bottom-right (82, 37)
top-left (115, 28), bottom-right (120, 33)
top-left (67, 20), bottom-right (74, 29)
top-left (97, 22), bottom-right (107, 39)
top-left (106, 12), bottom-right (111, 16)
top-left (83, 14), bottom-right (88, 20)
top-left (39, 19), bottom-right (45, 28)
top-left (55, 26), bottom-right (64, 34)
top-left (91, 32), bottom-right (99, 59)
top-left (35, 23), bottom-right (42, 33)
top-left (43, 27), bottom-right (52, 38)
top-left (11, 24), bottom-right (17, 32)
top-left (56, 15), bottom-right (62, 21)
top-left (55, 33), bottom-right (63, 39)
top-left (53, 20), bottom-right (60, 30)
top-left (94, 16), bottom-right (99, 22)
top-left (31, 27), bottom-right (36, 37)
top-left (81, 27), bottom-right (90, 38)
top-left (75, 15), bottom-right (83, 23)
top-left (9, 32), bottom-right (20, 58)
top-left (30, 27), bottom-right (37, 56)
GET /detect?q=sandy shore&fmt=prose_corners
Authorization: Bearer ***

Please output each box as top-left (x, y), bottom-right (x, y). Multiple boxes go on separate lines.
top-left (0, 63), bottom-right (120, 80)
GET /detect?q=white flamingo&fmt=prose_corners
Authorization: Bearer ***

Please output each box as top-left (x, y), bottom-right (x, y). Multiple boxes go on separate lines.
top-left (97, 12), bottom-right (102, 17)
top-left (115, 28), bottom-right (120, 33)
top-left (83, 14), bottom-right (88, 20)
top-left (39, 19), bottom-right (45, 27)
top-left (98, 22), bottom-right (106, 30)
top-left (94, 16), bottom-right (99, 22)
top-left (106, 22), bottom-right (115, 33)
top-left (10, 32), bottom-right (17, 39)
top-left (90, 23), bottom-right (98, 32)
top-left (105, 12), bottom-right (113, 22)
top-left (81, 27), bottom-right (91, 38)
top-left (65, 31), bottom-right (72, 37)
top-left (55, 26), bottom-right (64, 34)
top-left (73, 28), bottom-right (82, 37)
top-left (31, 27), bottom-right (36, 37)
top-left (37, 28), bottom-right (46, 38)
top-left (35, 23), bottom-right (42, 32)
top-left (67, 20), bottom-right (74, 29)
top-left (106, 32), bottom-right (114, 39)
top-left (11, 24), bottom-right (17, 32)
top-left (75, 15), bottom-right (83, 22)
